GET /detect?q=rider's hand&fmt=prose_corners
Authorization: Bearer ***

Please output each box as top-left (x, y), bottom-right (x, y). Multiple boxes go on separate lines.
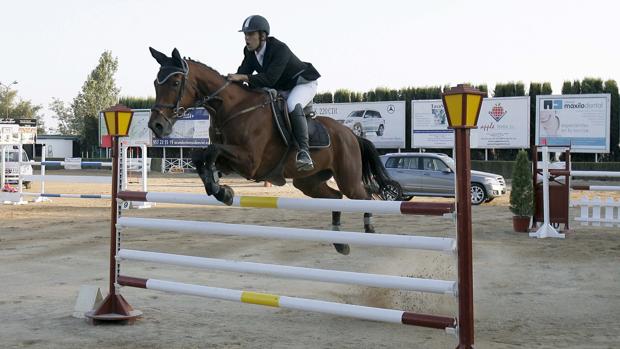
top-left (227, 74), bottom-right (249, 82)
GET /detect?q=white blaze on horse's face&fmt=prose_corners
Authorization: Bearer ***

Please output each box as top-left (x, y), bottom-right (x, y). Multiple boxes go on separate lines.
top-left (245, 32), bottom-right (262, 51)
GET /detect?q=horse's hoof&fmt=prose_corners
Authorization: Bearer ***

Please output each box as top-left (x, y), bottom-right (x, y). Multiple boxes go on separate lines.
top-left (334, 243), bottom-right (350, 255)
top-left (364, 224), bottom-right (376, 234)
top-left (215, 185), bottom-right (234, 206)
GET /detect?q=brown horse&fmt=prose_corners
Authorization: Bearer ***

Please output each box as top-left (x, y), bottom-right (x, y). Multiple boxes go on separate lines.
top-left (148, 48), bottom-right (398, 255)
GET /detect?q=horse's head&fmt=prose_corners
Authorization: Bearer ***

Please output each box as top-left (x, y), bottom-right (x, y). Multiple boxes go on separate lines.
top-left (148, 47), bottom-right (200, 138)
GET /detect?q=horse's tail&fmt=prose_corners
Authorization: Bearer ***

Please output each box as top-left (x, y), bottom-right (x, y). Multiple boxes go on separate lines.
top-left (357, 136), bottom-right (392, 199)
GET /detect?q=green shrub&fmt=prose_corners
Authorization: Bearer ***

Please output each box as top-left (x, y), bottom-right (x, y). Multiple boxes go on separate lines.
top-left (509, 150), bottom-right (534, 216)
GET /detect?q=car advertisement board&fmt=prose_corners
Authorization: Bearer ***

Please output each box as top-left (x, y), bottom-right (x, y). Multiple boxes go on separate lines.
top-left (535, 94), bottom-right (611, 153)
top-left (411, 97), bottom-right (530, 149)
top-left (313, 101), bottom-right (406, 148)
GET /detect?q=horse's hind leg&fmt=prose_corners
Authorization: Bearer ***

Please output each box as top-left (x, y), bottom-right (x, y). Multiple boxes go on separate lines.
top-left (292, 173), bottom-right (349, 255)
top-left (332, 169), bottom-right (376, 234)
top-left (330, 211), bottom-right (349, 255)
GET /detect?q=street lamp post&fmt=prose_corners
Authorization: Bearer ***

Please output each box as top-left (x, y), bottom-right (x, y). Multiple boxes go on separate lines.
top-left (85, 104), bottom-right (142, 324)
top-left (0, 81), bottom-right (18, 118)
top-left (441, 84), bottom-right (485, 349)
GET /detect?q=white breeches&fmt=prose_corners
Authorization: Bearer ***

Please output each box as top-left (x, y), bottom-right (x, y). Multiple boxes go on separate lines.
top-left (280, 80), bottom-right (318, 111)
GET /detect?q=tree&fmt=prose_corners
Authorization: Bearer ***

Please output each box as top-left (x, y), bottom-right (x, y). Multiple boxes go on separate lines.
top-left (49, 98), bottom-right (76, 135)
top-left (118, 96), bottom-right (155, 109)
top-left (71, 51), bottom-right (120, 152)
top-left (0, 84), bottom-right (45, 133)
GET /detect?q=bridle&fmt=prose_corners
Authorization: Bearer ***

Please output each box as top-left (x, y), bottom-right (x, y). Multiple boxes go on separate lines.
top-left (151, 59), bottom-right (190, 118)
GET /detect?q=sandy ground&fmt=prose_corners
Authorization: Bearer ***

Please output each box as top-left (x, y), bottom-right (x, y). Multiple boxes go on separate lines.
top-left (1, 170), bottom-right (619, 349)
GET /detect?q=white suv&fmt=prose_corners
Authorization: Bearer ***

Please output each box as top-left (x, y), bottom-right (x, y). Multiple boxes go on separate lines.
top-left (3, 147), bottom-right (33, 189)
top-left (342, 110), bottom-right (385, 137)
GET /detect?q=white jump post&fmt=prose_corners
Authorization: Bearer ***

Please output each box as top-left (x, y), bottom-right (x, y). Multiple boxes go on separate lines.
top-left (120, 144), bottom-right (152, 209)
top-left (530, 145), bottom-right (565, 239)
top-left (1, 145), bottom-right (5, 188)
top-left (34, 144), bottom-right (50, 202)
top-left (20, 143), bottom-right (150, 205)
top-left (10, 142), bottom-right (27, 205)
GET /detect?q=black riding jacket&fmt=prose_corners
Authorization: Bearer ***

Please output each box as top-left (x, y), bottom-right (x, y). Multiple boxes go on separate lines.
top-left (236, 36), bottom-right (320, 91)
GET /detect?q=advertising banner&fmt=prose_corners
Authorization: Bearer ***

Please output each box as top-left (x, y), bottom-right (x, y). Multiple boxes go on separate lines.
top-left (313, 101), bottom-right (406, 148)
top-left (99, 108), bottom-right (211, 148)
top-left (411, 100), bottom-right (453, 148)
top-left (0, 119), bottom-right (37, 144)
top-left (472, 96), bottom-right (530, 148)
top-left (412, 97), bottom-right (530, 149)
top-left (151, 108), bottom-right (210, 147)
top-left (535, 94), bottom-right (611, 153)
top-left (0, 123), bottom-right (20, 145)
top-left (99, 109), bottom-right (153, 147)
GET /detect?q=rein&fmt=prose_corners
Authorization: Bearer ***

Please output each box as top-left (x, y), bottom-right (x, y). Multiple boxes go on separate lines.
top-left (153, 59), bottom-right (273, 131)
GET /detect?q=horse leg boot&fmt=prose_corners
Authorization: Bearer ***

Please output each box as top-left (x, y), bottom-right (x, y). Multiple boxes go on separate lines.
top-left (331, 211), bottom-right (350, 255)
top-left (192, 146), bottom-right (234, 206)
top-left (290, 103), bottom-right (314, 172)
top-left (364, 212), bottom-right (375, 233)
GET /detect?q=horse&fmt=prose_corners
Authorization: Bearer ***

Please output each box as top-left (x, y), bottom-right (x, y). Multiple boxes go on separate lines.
top-left (148, 47), bottom-right (398, 255)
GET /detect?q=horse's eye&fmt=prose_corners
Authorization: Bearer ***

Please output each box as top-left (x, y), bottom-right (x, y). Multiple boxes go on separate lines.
top-left (173, 81), bottom-right (180, 87)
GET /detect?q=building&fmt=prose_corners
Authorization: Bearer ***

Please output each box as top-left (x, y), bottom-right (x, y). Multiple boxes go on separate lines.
top-left (36, 135), bottom-right (80, 159)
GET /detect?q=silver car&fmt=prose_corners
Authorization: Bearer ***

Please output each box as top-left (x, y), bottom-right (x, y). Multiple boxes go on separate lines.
top-left (380, 152), bottom-right (506, 205)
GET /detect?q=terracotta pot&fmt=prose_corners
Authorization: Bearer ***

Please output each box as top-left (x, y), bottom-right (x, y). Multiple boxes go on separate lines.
top-left (512, 216), bottom-right (531, 233)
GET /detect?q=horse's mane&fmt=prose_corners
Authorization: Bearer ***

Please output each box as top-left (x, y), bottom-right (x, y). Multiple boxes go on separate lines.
top-left (185, 58), bottom-right (261, 94)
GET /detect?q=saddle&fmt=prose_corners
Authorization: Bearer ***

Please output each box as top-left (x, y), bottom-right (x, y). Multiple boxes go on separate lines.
top-left (265, 89), bottom-right (330, 149)
top-left (256, 89), bottom-right (331, 185)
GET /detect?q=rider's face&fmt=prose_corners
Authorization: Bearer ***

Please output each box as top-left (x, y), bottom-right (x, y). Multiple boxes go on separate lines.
top-left (245, 32), bottom-right (262, 51)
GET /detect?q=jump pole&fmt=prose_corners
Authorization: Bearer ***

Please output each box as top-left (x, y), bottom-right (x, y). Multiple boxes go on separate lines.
top-left (85, 104), bottom-right (141, 324)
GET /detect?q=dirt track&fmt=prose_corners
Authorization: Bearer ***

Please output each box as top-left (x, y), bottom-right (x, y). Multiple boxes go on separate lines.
top-left (1, 171), bottom-right (619, 348)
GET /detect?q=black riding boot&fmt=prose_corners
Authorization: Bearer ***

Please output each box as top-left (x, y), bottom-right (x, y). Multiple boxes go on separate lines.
top-left (290, 103), bottom-right (314, 171)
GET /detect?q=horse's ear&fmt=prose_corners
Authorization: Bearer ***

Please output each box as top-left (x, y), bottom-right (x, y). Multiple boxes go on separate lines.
top-left (149, 47), bottom-right (168, 66)
top-left (171, 48), bottom-right (183, 66)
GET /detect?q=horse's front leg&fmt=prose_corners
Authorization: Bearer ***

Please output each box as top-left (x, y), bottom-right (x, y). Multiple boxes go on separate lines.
top-left (192, 145), bottom-right (234, 206)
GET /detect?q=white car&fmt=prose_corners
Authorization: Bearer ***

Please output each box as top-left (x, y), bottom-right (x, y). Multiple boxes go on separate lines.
top-left (342, 110), bottom-right (385, 137)
top-left (3, 147), bottom-right (33, 189)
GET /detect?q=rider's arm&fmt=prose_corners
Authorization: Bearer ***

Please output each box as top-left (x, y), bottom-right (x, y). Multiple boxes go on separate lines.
top-left (236, 47), bottom-right (255, 75)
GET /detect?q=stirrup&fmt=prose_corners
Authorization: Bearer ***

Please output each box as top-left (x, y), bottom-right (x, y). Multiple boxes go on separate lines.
top-left (296, 151), bottom-right (314, 171)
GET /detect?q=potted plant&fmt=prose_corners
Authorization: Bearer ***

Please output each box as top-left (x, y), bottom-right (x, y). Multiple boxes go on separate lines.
top-left (509, 150), bottom-right (534, 232)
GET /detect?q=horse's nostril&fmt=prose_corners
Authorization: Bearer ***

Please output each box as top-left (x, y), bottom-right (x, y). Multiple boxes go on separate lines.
top-left (154, 123), bottom-right (163, 133)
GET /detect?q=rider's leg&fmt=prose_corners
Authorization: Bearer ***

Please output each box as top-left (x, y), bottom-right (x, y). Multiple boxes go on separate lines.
top-left (287, 80), bottom-right (318, 172)
top-left (290, 103), bottom-right (314, 171)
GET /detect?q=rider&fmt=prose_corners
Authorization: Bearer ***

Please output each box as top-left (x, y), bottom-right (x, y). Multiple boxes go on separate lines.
top-left (227, 15), bottom-right (320, 172)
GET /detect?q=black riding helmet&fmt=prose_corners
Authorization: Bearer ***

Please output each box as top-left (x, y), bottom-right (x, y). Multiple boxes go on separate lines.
top-left (239, 15), bottom-right (270, 35)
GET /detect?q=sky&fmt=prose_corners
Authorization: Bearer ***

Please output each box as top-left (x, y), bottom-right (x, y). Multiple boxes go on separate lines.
top-left (2, 0), bottom-right (619, 132)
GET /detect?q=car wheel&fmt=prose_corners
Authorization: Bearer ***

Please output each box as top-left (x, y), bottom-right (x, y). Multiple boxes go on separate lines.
top-left (352, 123), bottom-right (363, 137)
top-left (381, 181), bottom-right (402, 201)
top-left (471, 183), bottom-right (486, 205)
top-left (376, 124), bottom-right (384, 136)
